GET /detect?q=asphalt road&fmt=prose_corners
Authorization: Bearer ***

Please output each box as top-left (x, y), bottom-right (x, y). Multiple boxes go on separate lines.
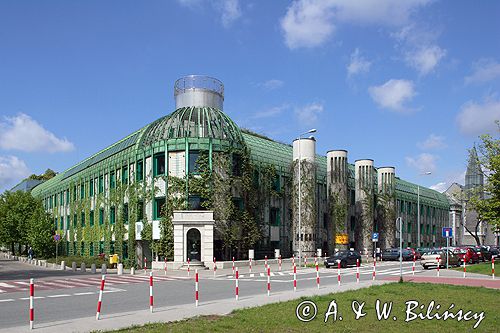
top-left (0, 257), bottom-right (422, 330)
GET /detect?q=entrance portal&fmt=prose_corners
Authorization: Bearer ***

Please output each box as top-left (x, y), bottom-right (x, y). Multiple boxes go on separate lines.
top-left (187, 228), bottom-right (201, 261)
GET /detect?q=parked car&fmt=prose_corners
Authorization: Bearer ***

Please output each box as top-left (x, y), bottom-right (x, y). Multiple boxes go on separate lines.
top-left (453, 247), bottom-right (479, 264)
top-left (382, 248), bottom-right (413, 261)
top-left (421, 249), bottom-right (460, 269)
top-left (406, 248), bottom-right (421, 260)
top-left (324, 250), bottom-right (361, 268)
top-left (488, 246), bottom-right (500, 259)
top-left (473, 246), bottom-right (492, 262)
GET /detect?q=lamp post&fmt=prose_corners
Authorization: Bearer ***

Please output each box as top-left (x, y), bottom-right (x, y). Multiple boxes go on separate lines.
top-left (297, 128), bottom-right (316, 267)
top-left (417, 172), bottom-right (432, 248)
top-left (397, 217), bottom-right (403, 282)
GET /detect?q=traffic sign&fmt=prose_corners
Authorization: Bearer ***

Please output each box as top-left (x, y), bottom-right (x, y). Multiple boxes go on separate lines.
top-left (372, 232), bottom-right (379, 242)
top-left (54, 234), bottom-right (61, 242)
top-left (442, 227), bottom-right (453, 238)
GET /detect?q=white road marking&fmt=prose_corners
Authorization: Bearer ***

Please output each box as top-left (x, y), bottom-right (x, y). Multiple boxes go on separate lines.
top-left (73, 292), bottom-right (95, 296)
top-left (47, 294), bottom-right (71, 298)
top-left (0, 299), bottom-right (14, 302)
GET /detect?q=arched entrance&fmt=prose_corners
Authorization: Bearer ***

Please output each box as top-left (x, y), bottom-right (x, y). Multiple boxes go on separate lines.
top-left (187, 228), bottom-right (201, 262)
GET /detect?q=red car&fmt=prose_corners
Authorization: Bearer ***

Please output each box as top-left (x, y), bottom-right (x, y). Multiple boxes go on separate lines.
top-left (453, 247), bottom-right (479, 264)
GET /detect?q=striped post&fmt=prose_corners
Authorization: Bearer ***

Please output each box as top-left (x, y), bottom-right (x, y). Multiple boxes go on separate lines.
top-left (144, 257), bottom-right (147, 275)
top-left (149, 272), bottom-right (153, 313)
top-left (195, 269), bottom-right (199, 307)
top-left (213, 257), bottom-right (216, 277)
top-left (412, 255), bottom-right (416, 276)
top-left (29, 278), bottom-right (34, 330)
top-left (304, 255), bottom-right (307, 268)
top-left (463, 258), bottom-right (466, 278)
top-left (437, 258), bottom-right (440, 277)
top-left (293, 264), bottom-right (297, 292)
top-left (187, 257), bottom-right (190, 277)
top-left (249, 257), bottom-right (252, 273)
top-left (164, 257), bottom-right (167, 276)
top-left (356, 259), bottom-right (360, 283)
top-left (492, 257), bottom-right (495, 280)
top-left (232, 257), bottom-right (235, 275)
top-left (96, 275), bottom-right (106, 320)
top-left (337, 261), bottom-right (341, 286)
top-left (292, 254), bottom-right (295, 266)
top-left (278, 255), bottom-right (282, 271)
top-left (267, 266), bottom-right (271, 296)
top-left (235, 267), bottom-right (239, 300)
top-left (372, 257), bottom-right (376, 281)
top-left (315, 260), bottom-right (320, 289)
top-left (265, 255), bottom-right (268, 271)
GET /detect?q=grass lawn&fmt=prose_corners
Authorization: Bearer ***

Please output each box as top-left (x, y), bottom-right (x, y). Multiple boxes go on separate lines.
top-left (452, 261), bottom-right (497, 277)
top-left (107, 283), bottom-right (499, 333)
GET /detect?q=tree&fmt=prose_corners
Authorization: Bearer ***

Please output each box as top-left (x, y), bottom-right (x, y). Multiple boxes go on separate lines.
top-left (27, 203), bottom-right (55, 258)
top-left (27, 169), bottom-right (57, 181)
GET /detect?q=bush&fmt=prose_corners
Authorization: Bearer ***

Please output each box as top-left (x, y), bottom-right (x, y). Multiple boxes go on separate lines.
top-left (46, 255), bottom-right (106, 267)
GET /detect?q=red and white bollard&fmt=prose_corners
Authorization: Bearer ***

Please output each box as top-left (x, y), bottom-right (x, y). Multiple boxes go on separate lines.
top-left (315, 260), bottom-right (320, 289)
top-left (412, 255), bottom-right (416, 276)
top-left (267, 266), bottom-right (271, 296)
top-left (278, 255), bottom-right (282, 271)
top-left (29, 278), bottom-right (34, 330)
top-left (337, 261), bottom-right (341, 286)
top-left (164, 257), bottom-right (167, 276)
top-left (235, 267), bottom-right (239, 300)
top-left (292, 254), bottom-right (295, 267)
top-left (463, 259), bottom-right (466, 278)
top-left (492, 257), bottom-right (495, 280)
top-left (293, 264), bottom-right (297, 292)
top-left (437, 258), bottom-right (440, 277)
top-left (144, 257), bottom-right (147, 274)
top-left (356, 259), bottom-right (360, 283)
top-left (195, 269), bottom-right (199, 307)
top-left (187, 257), bottom-right (191, 277)
top-left (96, 275), bottom-right (106, 320)
top-left (372, 258), bottom-right (376, 281)
top-left (304, 255), bottom-right (307, 267)
top-left (232, 257), bottom-right (235, 275)
top-left (249, 257), bottom-right (252, 273)
top-left (213, 257), bottom-right (217, 277)
top-left (149, 272), bottom-right (154, 313)
top-left (265, 255), bottom-right (268, 271)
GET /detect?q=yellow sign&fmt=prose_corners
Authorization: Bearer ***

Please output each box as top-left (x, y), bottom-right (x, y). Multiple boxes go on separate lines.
top-left (335, 233), bottom-right (349, 245)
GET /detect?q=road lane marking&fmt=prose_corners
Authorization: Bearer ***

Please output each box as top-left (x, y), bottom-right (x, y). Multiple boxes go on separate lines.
top-left (0, 299), bottom-right (14, 302)
top-left (47, 294), bottom-right (71, 298)
top-left (73, 292), bottom-right (95, 296)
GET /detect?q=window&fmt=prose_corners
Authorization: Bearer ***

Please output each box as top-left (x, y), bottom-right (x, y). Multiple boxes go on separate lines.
top-left (81, 212), bottom-right (85, 227)
top-left (323, 213), bottom-right (328, 229)
top-left (60, 217), bottom-right (63, 230)
top-left (60, 193), bottom-right (63, 206)
top-left (99, 241), bottom-right (104, 254)
top-left (432, 225), bottom-right (436, 235)
top-left (80, 184), bottom-right (85, 199)
top-left (73, 186), bottom-right (77, 201)
top-left (73, 214), bottom-right (77, 228)
top-left (153, 153), bottom-right (165, 176)
top-left (272, 174), bottom-right (280, 192)
top-left (188, 150), bottom-right (200, 173)
top-left (81, 242), bottom-right (84, 256)
top-left (154, 197), bottom-right (166, 220)
top-left (136, 160), bottom-right (144, 181)
top-left (89, 242), bottom-right (94, 256)
top-left (123, 204), bottom-right (129, 224)
top-left (89, 180), bottom-right (94, 197)
top-left (99, 176), bottom-right (104, 194)
top-left (66, 216), bottom-right (70, 229)
top-left (270, 208), bottom-right (280, 226)
top-left (66, 190), bottom-right (69, 204)
top-left (122, 242), bottom-right (128, 260)
top-left (426, 224), bottom-right (430, 235)
top-left (99, 208), bottom-right (104, 225)
top-left (110, 171), bottom-right (116, 189)
top-left (110, 207), bottom-right (116, 225)
top-left (90, 211), bottom-right (94, 226)
top-left (122, 166), bottom-right (128, 184)
top-left (232, 198), bottom-right (243, 211)
top-left (110, 241), bottom-right (115, 254)
top-left (407, 223), bottom-right (412, 233)
top-left (232, 153), bottom-right (242, 176)
top-left (350, 216), bottom-right (356, 232)
top-left (137, 201), bottom-right (144, 221)
top-left (420, 223), bottom-right (424, 234)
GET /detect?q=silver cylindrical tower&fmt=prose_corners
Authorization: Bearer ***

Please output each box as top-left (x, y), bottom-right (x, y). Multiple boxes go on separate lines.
top-left (354, 159), bottom-right (374, 254)
top-left (377, 167), bottom-right (396, 249)
top-left (292, 138), bottom-right (316, 259)
top-left (327, 150), bottom-right (348, 253)
top-left (174, 75), bottom-right (224, 110)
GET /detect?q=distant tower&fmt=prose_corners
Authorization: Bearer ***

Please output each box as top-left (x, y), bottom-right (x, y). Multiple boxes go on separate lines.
top-left (354, 159), bottom-right (374, 253)
top-left (327, 150), bottom-right (348, 253)
top-left (465, 147), bottom-right (484, 198)
top-left (377, 167), bottom-right (396, 249)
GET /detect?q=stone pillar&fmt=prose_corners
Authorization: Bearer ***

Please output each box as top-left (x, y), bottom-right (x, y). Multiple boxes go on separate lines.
top-left (292, 138), bottom-right (317, 258)
top-left (101, 264), bottom-right (107, 274)
top-left (355, 159), bottom-right (375, 254)
top-left (81, 262), bottom-right (86, 273)
top-left (327, 150), bottom-right (349, 254)
top-left (91, 263), bottom-right (96, 274)
top-left (117, 263), bottom-right (123, 275)
top-left (377, 167), bottom-right (396, 249)
top-left (72, 262), bottom-right (77, 272)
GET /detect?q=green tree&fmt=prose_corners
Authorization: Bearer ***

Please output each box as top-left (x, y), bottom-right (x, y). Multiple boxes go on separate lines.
top-left (27, 203), bottom-right (55, 258)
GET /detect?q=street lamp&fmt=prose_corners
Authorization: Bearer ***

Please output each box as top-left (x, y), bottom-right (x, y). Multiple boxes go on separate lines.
top-left (298, 128), bottom-right (316, 267)
top-left (417, 171), bottom-right (432, 248)
top-left (397, 217), bottom-right (403, 282)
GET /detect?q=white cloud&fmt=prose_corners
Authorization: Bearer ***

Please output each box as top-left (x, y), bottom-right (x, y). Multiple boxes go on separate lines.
top-left (456, 96), bottom-right (500, 135)
top-left (429, 182), bottom-right (447, 192)
top-left (417, 134), bottom-right (447, 150)
top-left (347, 48), bottom-right (371, 77)
top-left (177, 0), bottom-right (242, 28)
top-left (280, 0), bottom-right (431, 49)
top-left (405, 45), bottom-right (446, 76)
top-left (0, 113), bottom-right (75, 153)
top-left (253, 104), bottom-right (289, 119)
top-left (430, 171), bottom-right (466, 193)
top-left (405, 153), bottom-right (438, 174)
top-left (294, 102), bottom-right (324, 126)
top-left (465, 58), bottom-right (500, 85)
top-left (368, 79), bottom-right (416, 112)
top-left (260, 79), bottom-right (284, 90)
top-left (0, 155), bottom-right (30, 190)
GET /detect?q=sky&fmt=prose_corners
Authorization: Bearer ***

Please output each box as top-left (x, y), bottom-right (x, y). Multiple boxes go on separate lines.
top-left (0, 0), bottom-right (499, 193)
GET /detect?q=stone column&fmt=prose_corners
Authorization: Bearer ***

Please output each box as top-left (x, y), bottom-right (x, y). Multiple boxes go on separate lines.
top-left (327, 150), bottom-right (349, 254)
top-left (377, 167), bottom-right (396, 249)
top-left (355, 159), bottom-right (374, 254)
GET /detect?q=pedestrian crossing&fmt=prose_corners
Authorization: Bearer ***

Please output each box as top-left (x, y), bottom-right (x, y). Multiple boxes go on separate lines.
top-left (0, 274), bottom-right (189, 294)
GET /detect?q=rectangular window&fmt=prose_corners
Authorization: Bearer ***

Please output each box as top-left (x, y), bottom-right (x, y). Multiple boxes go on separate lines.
top-left (122, 166), bottom-right (128, 184)
top-left (123, 204), bottom-right (129, 224)
top-left (420, 223), bottom-right (424, 234)
top-left (99, 241), bottom-right (104, 254)
top-left (232, 153), bottom-right (242, 176)
top-left (81, 242), bottom-right (84, 256)
top-left (66, 215), bottom-right (70, 229)
top-left (272, 174), bottom-right (280, 192)
top-left (80, 184), bottom-right (85, 199)
top-left (136, 160), bottom-right (144, 181)
top-left (60, 193), bottom-right (63, 206)
top-left (153, 153), bottom-right (166, 176)
top-left (154, 197), bottom-right (166, 220)
top-left (432, 225), bottom-right (436, 235)
top-left (110, 171), bottom-right (116, 189)
top-left (73, 186), bottom-right (77, 201)
top-left (81, 212), bottom-right (85, 227)
top-left (90, 211), bottom-right (94, 226)
top-left (407, 223), bottom-right (412, 233)
top-left (189, 196), bottom-right (202, 210)
top-left (99, 176), bottom-right (104, 194)
top-left (426, 224), bottom-right (430, 235)
top-left (99, 208), bottom-right (104, 225)
top-left (137, 201), bottom-right (144, 221)
top-left (188, 150), bottom-right (200, 174)
top-left (66, 190), bottom-right (69, 204)
top-left (110, 207), bottom-right (116, 225)
top-left (110, 241), bottom-right (115, 254)
top-left (232, 198), bottom-right (243, 211)
top-left (60, 217), bottom-right (63, 230)
top-left (73, 214), bottom-right (77, 228)
top-left (89, 242), bottom-right (94, 256)
top-left (89, 180), bottom-right (94, 197)
top-left (350, 216), bottom-right (356, 232)
top-left (270, 208), bottom-right (280, 226)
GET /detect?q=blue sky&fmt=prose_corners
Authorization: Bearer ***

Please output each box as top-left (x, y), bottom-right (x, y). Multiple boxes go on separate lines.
top-left (1, 0), bottom-right (499, 193)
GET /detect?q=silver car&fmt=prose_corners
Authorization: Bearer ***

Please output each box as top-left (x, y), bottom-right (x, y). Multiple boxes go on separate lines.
top-left (420, 249), bottom-right (460, 269)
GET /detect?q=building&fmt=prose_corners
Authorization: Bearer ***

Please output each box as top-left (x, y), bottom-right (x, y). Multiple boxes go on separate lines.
top-left (31, 75), bottom-right (450, 267)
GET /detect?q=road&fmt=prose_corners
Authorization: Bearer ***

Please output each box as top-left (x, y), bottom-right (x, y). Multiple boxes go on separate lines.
top-left (0, 256), bottom-right (423, 330)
